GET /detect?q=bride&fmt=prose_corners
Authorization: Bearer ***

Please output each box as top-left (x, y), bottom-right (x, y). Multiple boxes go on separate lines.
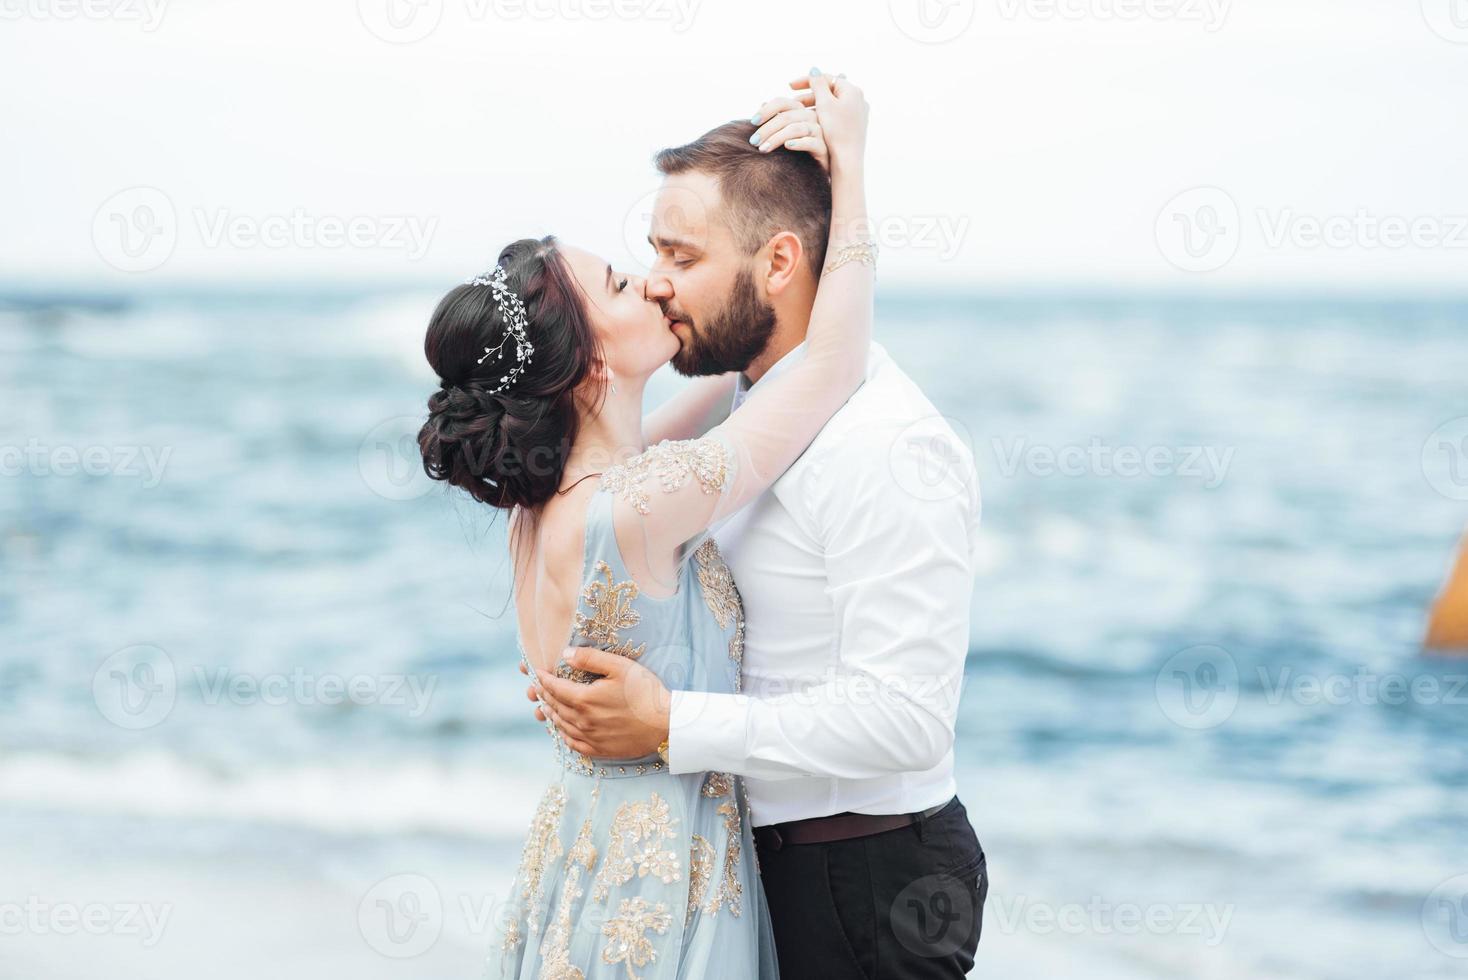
top-left (417, 72), bottom-right (871, 979)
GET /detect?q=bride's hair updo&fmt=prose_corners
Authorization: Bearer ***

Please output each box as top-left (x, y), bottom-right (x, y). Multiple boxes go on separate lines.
top-left (419, 236), bottom-right (602, 510)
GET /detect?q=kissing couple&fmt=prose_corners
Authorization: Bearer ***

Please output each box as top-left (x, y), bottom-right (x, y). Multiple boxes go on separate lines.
top-left (419, 70), bottom-right (986, 979)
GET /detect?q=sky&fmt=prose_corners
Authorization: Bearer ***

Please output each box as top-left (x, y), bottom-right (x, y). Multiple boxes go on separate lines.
top-left (3, 0), bottom-right (1467, 291)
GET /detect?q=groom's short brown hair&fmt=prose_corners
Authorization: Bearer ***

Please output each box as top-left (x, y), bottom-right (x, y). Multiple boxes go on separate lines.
top-left (655, 121), bottom-right (832, 277)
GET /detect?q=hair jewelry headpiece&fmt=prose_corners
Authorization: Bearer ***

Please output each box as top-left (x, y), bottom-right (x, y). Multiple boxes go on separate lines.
top-left (465, 264), bottom-right (535, 394)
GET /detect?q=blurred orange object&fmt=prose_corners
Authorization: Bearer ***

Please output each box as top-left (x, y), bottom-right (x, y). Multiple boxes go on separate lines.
top-left (1426, 529), bottom-right (1468, 653)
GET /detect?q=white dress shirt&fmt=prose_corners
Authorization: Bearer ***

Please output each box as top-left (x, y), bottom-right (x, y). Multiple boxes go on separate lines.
top-left (667, 341), bottom-right (981, 826)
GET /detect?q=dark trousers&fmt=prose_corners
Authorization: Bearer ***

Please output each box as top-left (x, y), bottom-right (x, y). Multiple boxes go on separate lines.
top-left (755, 797), bottom-right (987, 979)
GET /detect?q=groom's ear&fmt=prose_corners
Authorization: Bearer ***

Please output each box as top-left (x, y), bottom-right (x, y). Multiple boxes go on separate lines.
top-left (761, 230), bottom-right (805, 297)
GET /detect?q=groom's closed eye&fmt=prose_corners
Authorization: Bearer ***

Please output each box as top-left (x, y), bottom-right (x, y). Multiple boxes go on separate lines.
top-left (649, 234), bottom-right (702, 267)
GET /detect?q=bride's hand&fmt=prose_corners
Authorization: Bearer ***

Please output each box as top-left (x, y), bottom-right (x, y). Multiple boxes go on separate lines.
top-left (750, 70), bottom-right (868, 174)
top-left (750, 88), bottom-right (829, 172)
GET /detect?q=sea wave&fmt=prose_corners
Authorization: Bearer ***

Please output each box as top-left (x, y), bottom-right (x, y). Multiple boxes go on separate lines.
top-left (0, 749), bottom-right (549, 839)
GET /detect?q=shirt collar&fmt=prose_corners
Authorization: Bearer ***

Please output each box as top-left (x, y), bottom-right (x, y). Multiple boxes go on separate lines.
top-left (731, 341), bottom-right (807, 411)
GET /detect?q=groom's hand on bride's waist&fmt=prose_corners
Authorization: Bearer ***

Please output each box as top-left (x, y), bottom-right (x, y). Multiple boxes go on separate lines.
top-left (531, 647), bottom-right (671, 760)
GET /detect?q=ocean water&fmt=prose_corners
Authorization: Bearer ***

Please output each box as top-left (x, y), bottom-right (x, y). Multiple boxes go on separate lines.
top-left (3, 287), bottom-right (1467, 978)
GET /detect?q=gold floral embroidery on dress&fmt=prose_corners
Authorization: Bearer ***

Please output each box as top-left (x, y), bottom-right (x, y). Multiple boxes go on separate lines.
top-left (507, 783), bottom-right (567, 945)
top-left (700, 771), bottom-right (733, 799)
top-left (744, 781), bottom-right (760, 875)
top-left (551, 738), bottom-right (595, 777)
top-left (702, 801), bottom-right (744, 918)
top-left (693, 539), bottom-right (747, 691)
top-left (599, 439), bottom-right (730, 516)
top-left (531, 652), bottom-right (588, 773)
top-left (690, 773), bottom-right (739, 919)
top-left (693, 540), bottom-right (738, 629)
top-left (601, 897), bottom-right (673, 980)
top-left (592, 792), bottom-right (681, 903)
top-left (499, 916), bottom-right (521, 953)
top-left (686, 835), bottom-right (715, 926)
top-left (728, 618), bottom-right (745, 691)
top-left (559, 561), bottom-right (647, 683)
top-left (539, 819), bottom-right (598, 980)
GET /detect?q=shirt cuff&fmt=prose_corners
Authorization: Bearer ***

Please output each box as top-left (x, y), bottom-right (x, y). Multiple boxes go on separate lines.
top-left (666, 689), bottom-right (751, 775)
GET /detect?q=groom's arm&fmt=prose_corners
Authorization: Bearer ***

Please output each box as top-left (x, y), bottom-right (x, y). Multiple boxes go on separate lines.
top-left (532, 416), bottom-right (979, 776)
top-left (666, 416), bottom-right (978, 781)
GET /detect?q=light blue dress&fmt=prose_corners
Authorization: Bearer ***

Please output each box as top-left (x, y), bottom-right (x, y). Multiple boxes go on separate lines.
top-left (486, 471), bottom-right (780, 980)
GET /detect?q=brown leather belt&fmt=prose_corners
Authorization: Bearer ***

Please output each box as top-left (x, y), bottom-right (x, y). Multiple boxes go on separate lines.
top-left (753, 798), bottom-right (954, 851)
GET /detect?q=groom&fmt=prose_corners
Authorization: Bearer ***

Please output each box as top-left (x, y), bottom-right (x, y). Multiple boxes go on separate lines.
top-left (533, 110), bottom-right (986, 979)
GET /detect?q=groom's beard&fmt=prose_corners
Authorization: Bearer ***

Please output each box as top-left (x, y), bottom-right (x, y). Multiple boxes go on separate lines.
top-left (668, 268), bottom-right (777, 378)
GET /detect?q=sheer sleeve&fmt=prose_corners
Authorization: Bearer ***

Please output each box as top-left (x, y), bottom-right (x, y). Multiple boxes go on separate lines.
top-left (642, 373), bottom-right (737, 445)
top-left (604, 158), bottom-right (875, 594)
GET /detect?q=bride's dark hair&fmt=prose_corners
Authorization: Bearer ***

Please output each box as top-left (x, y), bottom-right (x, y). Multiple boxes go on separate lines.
top-left (419, 236), bottom-right (603, 511)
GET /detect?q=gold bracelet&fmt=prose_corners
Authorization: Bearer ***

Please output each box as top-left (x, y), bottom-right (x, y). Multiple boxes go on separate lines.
top-left (823, 239), bottom-right (879, 276)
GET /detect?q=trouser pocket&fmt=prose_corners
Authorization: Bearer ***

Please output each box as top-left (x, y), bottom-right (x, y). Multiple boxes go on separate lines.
top-left (866, 801), bottom-right (987, 978)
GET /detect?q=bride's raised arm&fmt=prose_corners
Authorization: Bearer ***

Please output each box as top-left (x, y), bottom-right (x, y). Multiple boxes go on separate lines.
top-left (642, 372), bottom-right (737, 445)
top-left (609, 72), bottom-right (875, 563)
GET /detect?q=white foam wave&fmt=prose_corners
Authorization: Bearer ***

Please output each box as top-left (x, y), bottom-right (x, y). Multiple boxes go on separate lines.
top-left (0, 750), bottom-right (548, 839)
